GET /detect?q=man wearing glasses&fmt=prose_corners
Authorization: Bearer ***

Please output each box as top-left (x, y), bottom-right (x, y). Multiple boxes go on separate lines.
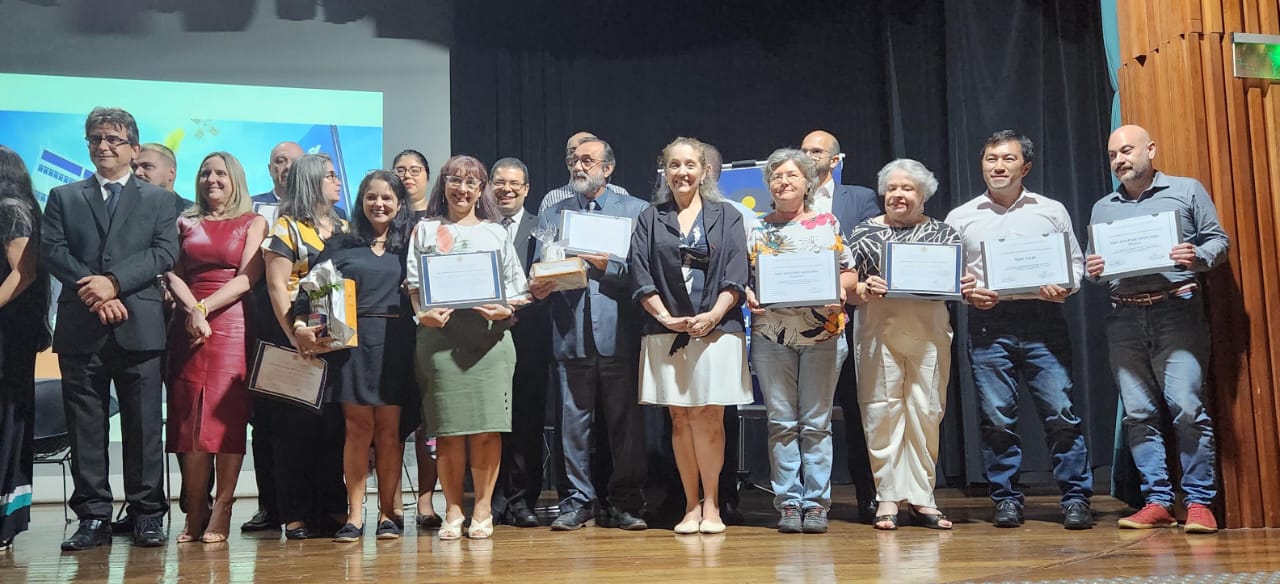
top-left (800, 129), bottom-right (881, 524)
top-left (531, 138), bottom-right (649, 531)
top-left (538, 131), bottom-right (631, 214)
top-left (42, 107), bottom-right (179, 550)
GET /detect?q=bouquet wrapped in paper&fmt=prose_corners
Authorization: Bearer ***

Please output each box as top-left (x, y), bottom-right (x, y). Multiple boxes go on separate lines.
top-left (529, 224), bottom-right (588, 292)
top-left (298, 259), bottom-right (358, 349)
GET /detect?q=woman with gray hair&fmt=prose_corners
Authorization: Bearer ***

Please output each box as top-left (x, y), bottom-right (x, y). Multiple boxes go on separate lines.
top-left (744, 148), bottom-right (856, 534)
top-left (846, 158), bottom-right (965, 531)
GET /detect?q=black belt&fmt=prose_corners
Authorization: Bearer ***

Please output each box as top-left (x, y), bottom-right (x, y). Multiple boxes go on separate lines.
top-left (1111, 283), bottom-right (1197, 306)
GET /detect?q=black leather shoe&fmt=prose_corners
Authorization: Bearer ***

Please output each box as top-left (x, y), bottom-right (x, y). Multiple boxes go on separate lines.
top-left (132, 517), bottom-right (166, 548)
top-left (284, 525), bottom-right (315, 540)
top-left (62, 519), bottom-right (111, 551)
top-left (510, 505), bottom-right (539, 528)
top-left (993, 500), bottom-right (1024, 528)
top-left (110, 515), bottom-right (134, 535)
top-left (856, 500), bottom-right (878, 525)
top-left (720, 501), bottom-right (745, 526)
top-left (550, 508), bottom-right (594, 531)
top-left (1062, 501), bottom-right (1093, 530)
top-left (240, 510), bottom-right (280, 532)
top-left (612, 509), bottom-right (648, 531)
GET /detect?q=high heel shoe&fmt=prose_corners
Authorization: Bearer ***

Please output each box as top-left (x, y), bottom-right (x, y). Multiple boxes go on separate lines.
top-left (202, 500), bottom-right (234, 543)
top-left (467, 515), bottom-right (493, 539)
top-left (438, 515), bottom-right (464, 540)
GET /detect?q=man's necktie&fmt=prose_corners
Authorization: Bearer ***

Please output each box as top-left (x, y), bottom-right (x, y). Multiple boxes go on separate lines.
top-left (587, 199), bottom-right (600, 212)
top-left (501, 217), bottom-right (515, 227)
top-left (105, 182), bottom-right (122, 215)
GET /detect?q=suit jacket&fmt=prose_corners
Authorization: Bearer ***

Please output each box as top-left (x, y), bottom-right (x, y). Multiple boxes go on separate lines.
top-left (830, 184), bottom-right (881, 240)
top-left (511, 210), bottom-right (549, 355)
top-left (535, 187), bottom-right (648, 360)
top-left (41, 175), bottom-right (179, 354)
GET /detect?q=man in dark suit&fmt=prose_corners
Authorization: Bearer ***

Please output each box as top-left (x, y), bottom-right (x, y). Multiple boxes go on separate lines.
top-left (251, 141), bottom-right (345, 220)
top-left (488, 158), bottom-right (551, 527)
top-left (800, 130), bottom-right (882, 523)
top-left (41, 107), bottom-right (179, 550)
top-left (530, 138), bottom-right (649, 531)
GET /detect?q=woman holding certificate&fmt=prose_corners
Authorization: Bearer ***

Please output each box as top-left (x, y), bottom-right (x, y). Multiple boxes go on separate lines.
top-left (164, 152), bottom-right (268, 543)
top-left (260, 154), bottom-right (348, 539)
top-left (405, 155), bottom-right (528, 540)
top-left (846, 158), bottom-right (963, 531)
top-left (631, 137), bottom-right (751, 535)
top-left (742, 149), bottom-right (856, 534)
top-left (292, 170), bottom-right (417, 541)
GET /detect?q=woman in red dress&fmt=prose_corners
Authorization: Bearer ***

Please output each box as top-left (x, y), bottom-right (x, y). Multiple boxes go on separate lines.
top-left (165, 151), bottom-right (268, 543)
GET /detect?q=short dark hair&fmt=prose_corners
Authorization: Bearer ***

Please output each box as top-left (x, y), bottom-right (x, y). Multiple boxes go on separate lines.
top-left (84, 107), bottom-right (140, 146)
top-left (491, 157), bottom-right (529, 183)
top-left (392, 149), bottom-right (430, 176)
top-left (981, 130), bottom-right (1034, 164)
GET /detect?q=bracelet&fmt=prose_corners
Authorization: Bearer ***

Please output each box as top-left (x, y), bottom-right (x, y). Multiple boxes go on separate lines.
top-left (656, 312), bottom-right (670, 320)
top-left (292, 321), bottom-right (307, 331)
top-left (193, 302), bottom-right (208, 315)
top-left (856, 283), bottom-right (868, 297)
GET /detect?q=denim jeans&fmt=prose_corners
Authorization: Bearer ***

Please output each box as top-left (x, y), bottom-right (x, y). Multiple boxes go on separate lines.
top-left (968, 301), bottom-right (1093, 507)
top-left (753, 333), bottom-right (847, 510)
top-left (1105, 292), bottom-right (1216, 507)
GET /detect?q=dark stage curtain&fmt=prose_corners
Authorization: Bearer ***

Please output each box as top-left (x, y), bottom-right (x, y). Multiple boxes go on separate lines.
top-left (451, 0), bottom-right (1117, 492)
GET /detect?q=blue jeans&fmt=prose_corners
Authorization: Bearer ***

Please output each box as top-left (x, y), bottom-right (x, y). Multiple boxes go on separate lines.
top-left (1105, 292), bottom-right (1216, 507)
top-left (753, 333), bottom-right (847, 511)
top-left (968, 301), bottom-right (1093, 507)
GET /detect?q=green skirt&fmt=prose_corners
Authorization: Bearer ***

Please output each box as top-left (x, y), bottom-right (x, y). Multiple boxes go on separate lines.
top-left (415, 311), bottom-right (515, 437)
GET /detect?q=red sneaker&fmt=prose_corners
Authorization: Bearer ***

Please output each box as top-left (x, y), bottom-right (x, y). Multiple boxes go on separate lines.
top-left (1183, 503), bottom-right (1218, 534)
top-left (1117, 503), bottom-right (1177, 529)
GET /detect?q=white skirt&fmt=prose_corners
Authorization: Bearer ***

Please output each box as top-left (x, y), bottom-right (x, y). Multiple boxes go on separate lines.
top-left (638, 331), bottom-right (752, 407)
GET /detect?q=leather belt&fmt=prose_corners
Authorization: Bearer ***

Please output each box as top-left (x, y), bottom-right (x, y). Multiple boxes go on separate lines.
top-left (1111, 283), bottom-right (1198, 306)
top-left (362, 313), bottom-right (401, 318)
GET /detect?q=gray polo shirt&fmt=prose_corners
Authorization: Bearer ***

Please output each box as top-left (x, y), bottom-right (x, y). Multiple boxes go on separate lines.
top-left (1087, 171), bottom-right (1229, 295)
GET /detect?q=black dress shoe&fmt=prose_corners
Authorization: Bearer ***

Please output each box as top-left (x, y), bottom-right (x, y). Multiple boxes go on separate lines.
top-left (1062, 501), bottom-right (1093, 530)
top-left (550, 508), bottom-right (594, 531)
top-left (510, 506), bottom-right (539, 528)
top-left (284, 525), bottom-right (315, 540)
top-left (62, 519), bottom-right (111, 551)
top-left (240, 510), bottom-right (281, 532)
top-left (611, 509), bottom-right (648, 531)
top-left (110, 515), bottom-right (134, 535)
top-left (856, 500), bottom-right (878, 525)
top-left (993, 500), bottom-right (1024, 528)
top-left (720, 501), bottom-right (745, 526)
top-left (132, 517), bottom-right (166, 548)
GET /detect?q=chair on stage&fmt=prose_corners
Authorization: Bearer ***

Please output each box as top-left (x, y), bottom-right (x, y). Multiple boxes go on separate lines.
top-left (32, 378), bottom-right (120, 524)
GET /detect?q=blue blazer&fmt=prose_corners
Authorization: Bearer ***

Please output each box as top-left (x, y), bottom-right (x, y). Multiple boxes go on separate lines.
top-left (830, 184), bottom-right (881, 240)
top-left (535, 187), bottom-right (648, 360)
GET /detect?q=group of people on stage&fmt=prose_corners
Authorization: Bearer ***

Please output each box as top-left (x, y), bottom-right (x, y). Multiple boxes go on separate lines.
top-left (0, 105), bottom-right (1228, 553)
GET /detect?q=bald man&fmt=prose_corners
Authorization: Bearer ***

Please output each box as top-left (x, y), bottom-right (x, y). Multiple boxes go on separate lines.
top-left (1086, 124), bottom-right (1229, 534)
top-left (537, 131), bottom-right (631, 214)
top-left (252, 141), bottom-right (304, 206)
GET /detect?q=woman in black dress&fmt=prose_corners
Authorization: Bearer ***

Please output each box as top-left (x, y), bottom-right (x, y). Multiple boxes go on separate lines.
top-left (0, 146), bottom-right (49, 551)
top-left (294, 170), bottom-right (417, 541)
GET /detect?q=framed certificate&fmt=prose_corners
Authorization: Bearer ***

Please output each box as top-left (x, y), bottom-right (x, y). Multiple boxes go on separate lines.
top-left (755, 250), bottom-right (841, 308)
top-left (560, 210), bottom-right (633, 260)
top-left (884, 241), bottom-right (963, 300)
top-left (248, 341), bottom-right (327, 412)
top-left (253, 202), bottom-right (280, 226)
top-left (1088, 211), bottom-right (1181, 280)
top-left (418, 250), bottom-right (506, 309)
top-left (980, 232), bottom-right (1076, 295)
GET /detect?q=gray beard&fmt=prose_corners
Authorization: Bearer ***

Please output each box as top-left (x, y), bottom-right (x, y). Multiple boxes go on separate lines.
top-left (570, 173), bottom-right (606, 196)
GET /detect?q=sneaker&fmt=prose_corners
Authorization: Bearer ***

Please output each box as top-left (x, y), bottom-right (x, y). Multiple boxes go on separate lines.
top-left (332, 523), bottom-right (363, 543)
top-left (1183, 503), bottom-right (1218, 534)
top-left (375, 519), bottom-right (402, 539)
top-left (777, 505), bottom-right (802, 533)
top-left (1118, 503), bottom-right (1177, 529)
top-left (993, 500), bottom-right (1023, 528)
top-left (801, 507), bottom-right (828, 534)
top-left (1062, 501), bottom-right (1093, 530)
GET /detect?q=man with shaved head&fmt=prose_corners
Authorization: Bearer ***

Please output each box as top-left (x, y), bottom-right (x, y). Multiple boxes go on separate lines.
top-left (1086, 124), bottom-right (1229, 534)
top-left (537, 131), bottom-right (630, 214)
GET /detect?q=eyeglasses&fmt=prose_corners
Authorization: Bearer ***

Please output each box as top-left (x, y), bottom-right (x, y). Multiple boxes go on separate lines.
top-left (444, 175), bottom-right (483, 190)
top-left (324, 171), bottom-right (342, 182)
top-left (769, 174), bottom-right (805, 184)
top-left (801, 147), bottom-right (831, 159)
top-left (86, 135), bottom-right (131, 148)
top-left (491, 180), bottom-right (526, 189)
top-left (565, 156), bottom-right (603, 170)
top-left (393, 166), bottom-right (425, 178)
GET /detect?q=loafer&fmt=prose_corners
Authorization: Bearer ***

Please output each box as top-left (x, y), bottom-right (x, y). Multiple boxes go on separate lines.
top-left (332, 523), bottom-right (363, 542)
top-left (993, 500), bottom-right (1024, 528)
top-left (802, 507), bottom-right (829, 534)
top-left (720, 501), bottom-right (745, 526)
top-left (240, 510), bottom-right (281, 532)
top-left (375, 519), bottom-right (402, 539)
top-left (509, 506), bottom-right (539, 528)
top-left (110, 515), bottom-right (134, 535)
top-left (415, 512), bottom-right (443, 530)
top-left (1062, 501), bottom-right (1093, 530)
top-left (284, 525), bottom-right (316, 540)
top-left (132, 517), bottom-right (167, 548)
top-left (62, 519), bottom-right (111, 552)
top-left (777, 505), bottom-right (802, 534)
top-left (550, 508), bottom-right (594, 531)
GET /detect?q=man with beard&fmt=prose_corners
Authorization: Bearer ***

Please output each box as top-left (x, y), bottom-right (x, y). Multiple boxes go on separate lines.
top-left (538, 131), bottom-right (630, 214)
top-left (531, 138), bottom-right (649, 531)
top-left (1087, 124), bottom-right (1228, 534)
top-left (132, 143), bottom-right (192, 214)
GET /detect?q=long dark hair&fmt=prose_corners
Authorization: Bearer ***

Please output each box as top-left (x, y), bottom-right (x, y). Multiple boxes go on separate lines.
top-left (423, 155), bottom-right (501, 222)
top-left (0, 145), bottom-right (51, 322)
top-left (343, 170), bottom-right (414, 254)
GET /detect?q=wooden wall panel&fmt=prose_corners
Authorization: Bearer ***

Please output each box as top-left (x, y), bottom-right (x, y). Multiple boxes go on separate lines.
top-left (1116, 0), bottom-right (1280, 528)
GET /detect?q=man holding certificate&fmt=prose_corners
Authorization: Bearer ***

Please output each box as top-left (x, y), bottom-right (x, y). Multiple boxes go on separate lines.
top-left (1086, 125), bottom-right (1229, 534)
top-left (944, 131), bottom-right (1093, 530)
top-left (530, 138), bottom-right (650, 532)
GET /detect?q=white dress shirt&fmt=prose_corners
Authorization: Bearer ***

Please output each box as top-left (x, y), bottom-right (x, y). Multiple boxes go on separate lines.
top-left (812, 178), bottom-right (835, 214)
top-left (96, 174), bottom-right (130, 201)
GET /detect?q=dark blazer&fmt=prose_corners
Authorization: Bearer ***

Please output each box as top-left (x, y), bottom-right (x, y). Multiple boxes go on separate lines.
top-left (830, 184), bottom-right (881, 240)
top-left (630, 199), bottom-right (747, 337)
top-left (251, 190), bottom-right (348, 220)
top-left (512, 210), bottom-right (539, 269)
top-left (41, 175), bottom-right (179, 354)
top-left (535, 187), bottom-right (647, 360)
top-left (511, 210), bottom-right (548, 350)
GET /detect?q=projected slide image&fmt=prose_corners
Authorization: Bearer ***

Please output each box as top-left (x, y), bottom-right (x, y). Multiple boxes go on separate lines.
top-left (713, 158), bottom-right (843, 217)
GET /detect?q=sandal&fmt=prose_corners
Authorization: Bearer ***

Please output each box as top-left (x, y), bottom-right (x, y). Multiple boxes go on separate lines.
top-left (873, 514), bottom-right (899, 531)
top-left (438, 515), bottom-right (464, 540)
top-left (467, 515), bottom-right (493, 539)
top-left (911, 506), bottom-right (953, 530)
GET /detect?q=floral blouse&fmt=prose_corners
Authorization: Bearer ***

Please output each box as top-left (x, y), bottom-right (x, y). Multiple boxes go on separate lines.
top-left (748, 212), bottom-right (854, 346)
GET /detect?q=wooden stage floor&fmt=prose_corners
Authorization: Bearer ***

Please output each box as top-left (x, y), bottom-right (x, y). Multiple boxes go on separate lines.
top-left (4, 487), bottom-right (1280, 583)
